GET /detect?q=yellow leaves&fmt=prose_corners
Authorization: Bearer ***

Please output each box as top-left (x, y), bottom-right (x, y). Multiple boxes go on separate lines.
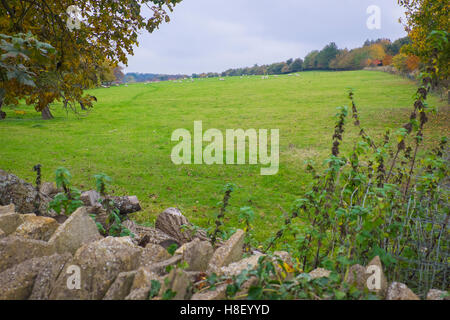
top-left (295, 258), bottom-right (303, 273)
top-left (277, 262), bottom-right (295, 280)
top-left (368, 43), bottom-right (386, 61)
top-left (283, 262), bottom-right (295, 273)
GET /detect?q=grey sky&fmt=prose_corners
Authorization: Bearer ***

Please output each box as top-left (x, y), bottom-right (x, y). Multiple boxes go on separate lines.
top-left (125, 0), bottom-right (407, 75)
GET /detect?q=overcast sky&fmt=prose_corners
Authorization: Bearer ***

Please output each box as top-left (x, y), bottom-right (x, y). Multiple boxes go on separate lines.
top-left (125, 0), bottom-right (407, 75)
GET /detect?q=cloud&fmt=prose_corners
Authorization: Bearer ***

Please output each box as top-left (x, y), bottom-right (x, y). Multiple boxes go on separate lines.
top-left (125, 0), bottom-right (407, 74)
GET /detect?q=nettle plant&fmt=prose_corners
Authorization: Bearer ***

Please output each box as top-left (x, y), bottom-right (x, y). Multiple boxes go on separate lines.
top-left (49, 167), bottom-right (83, 215)
top-left (48, 168), bottom-right (133, 238)
top-left (217, 31), bottom-right (448, 299)
top-left (93, 173), bottom-right (133, 238)
top-left (210, 183), bottom-right (236, 246)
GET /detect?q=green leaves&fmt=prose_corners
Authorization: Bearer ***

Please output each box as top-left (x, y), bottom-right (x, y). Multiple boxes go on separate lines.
top-left (48, 167), bottom-right (83, 216)
top-left (149, 280), bottom-right (161, 299)
top-left (54, 167), bottom-right (72, 190)
top-left (94, 173), bottom-right (112, 195)
top-left (162, 289), bottom-right (176, 300)
top-left (166, 243), bottom-right (179, 256)
top-left (0, 32), bottom-right (55, 88)
top-left (239, 206), bottom-right (255, 224)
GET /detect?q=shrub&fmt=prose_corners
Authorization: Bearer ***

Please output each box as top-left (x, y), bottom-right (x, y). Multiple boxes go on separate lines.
top-left (392, 53), bottom-right (409, 73)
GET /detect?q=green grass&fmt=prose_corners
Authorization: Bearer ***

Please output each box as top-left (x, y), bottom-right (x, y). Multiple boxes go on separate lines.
top-left (1, 71), bottom-right (448, 242)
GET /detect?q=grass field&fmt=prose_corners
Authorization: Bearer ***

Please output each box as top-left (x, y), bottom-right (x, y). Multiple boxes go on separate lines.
top-left (1, 70), bottom-right (448, 242)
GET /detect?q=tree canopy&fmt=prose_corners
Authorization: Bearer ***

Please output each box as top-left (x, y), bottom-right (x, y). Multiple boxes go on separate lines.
top-left (398, 0), bottom-right (449, 83)
top-left (0, 0), bottom-right (182, 118)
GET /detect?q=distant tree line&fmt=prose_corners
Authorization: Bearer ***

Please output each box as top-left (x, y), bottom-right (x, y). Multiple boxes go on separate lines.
top-left (124, 73), bottom-right (188, 83)
top-left (193, 36), bottom-right (417, 78)
top-left (123, 37), bottom-right (419, 82)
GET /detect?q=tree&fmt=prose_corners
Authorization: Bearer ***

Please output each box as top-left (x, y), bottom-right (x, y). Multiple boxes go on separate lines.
top-left (267, 62), bottom-right (285, 75)
top-left (316, 42), bottom-right (340, 69)
top-left (329, 47), bottom-right (370, 70)
top-left (0, 32), bottom-right (55, 119)
top-left (405, 55), bottom-right (420, 71)
top-left (382, 55), bottom-right (394, 66)
top-left (289, 58), bottom-right (303, 72)
top-left (0, 0), bottom-right (182, 118)
top-left (98, 60), bottom-right (117, 85)
top-left (398, 0), bottom-right (449, 82)
top-left (281, 65), bottom-right (290, 74)
top-left (385, 37), bottom-right (411, 56)
top-left (113, 66), bottom-right (125, 83)
top-left (303, 50), bottom-right (319, 70)
top-left (392, 53), bottom-right (409, 73)
top-left (124, 75), bottom-right (136, 83)
top-left (368, 43), bottom-right (386, 61)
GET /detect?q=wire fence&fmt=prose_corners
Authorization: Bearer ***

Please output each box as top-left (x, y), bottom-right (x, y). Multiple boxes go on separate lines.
top-left (393, 208), bottom-right (449, 297)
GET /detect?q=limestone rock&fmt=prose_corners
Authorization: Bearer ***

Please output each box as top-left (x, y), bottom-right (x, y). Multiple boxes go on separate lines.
top-left (155, 207), bottom-right (208, 244)
top-left (29, 253), bottom-right (72, 300)
top-left (111, 195), bottom-right (141, 215)
top-left (160, 269), bottom-right (190, 300)
top-left (14, 215), bottom-right (59, 241)
top-left (273, 251), bottom-right (294, 265)
top-left (139, 243), bottom-right (172, 268)
top-left (0, 228), bottom-right (4, 239)
top-left (175, 238), bottom-right (214, 272)
top-left (426, 289), bottom-right (448, 300)
top-left (131, 267), bottom-right (160, 290)
top-left (125, 287), bottom-right (151, 300)
top-left (49, 236), bottom-right (142, 300)
top-left (191, 284), bottom-right (228, 300)
top-left (48, 206), bottom-right (102, 254)
top-left (185, 271), bottom-right (204, 284)
top-left (386, 282), bottom-right (420, 300)
top-left (148, 255), bottom-right (183, 275)
top-left (80, 190), bottom-right (100, 207)
top-left (309, 268), bottom-right (331, 280)
top-left (346, 264), bottom-right (367, 291)
top-left (207, 230), bottom-right (245, 273)
top-left (220, 254), bottom-right (263, 277)
top-left (0, 169), bottom-right (50, 213)
top-left (122, 219), bottom-right (179, 247)
top-left (0, 236), bottom-right (54, 273)
top-left (0, 203), bottom-right (15, 215)
top-left (40, 182), bottom-right (59, 197)
top-left (0, 212), bottom-right (23, 235)
top-left (0, 253), bottom-right (70, 300)
top-left (103, 271), bottom-right (137, 300)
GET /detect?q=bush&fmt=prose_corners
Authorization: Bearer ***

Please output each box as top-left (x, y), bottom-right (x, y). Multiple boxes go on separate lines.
top-left (392, 53), bottom-right (409, 73)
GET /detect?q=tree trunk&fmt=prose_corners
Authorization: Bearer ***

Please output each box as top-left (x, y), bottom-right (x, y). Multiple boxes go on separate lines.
top-left (41, 105), bottom-right (54, 119)
top-left (0, 97), bottom-right (5, 120)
